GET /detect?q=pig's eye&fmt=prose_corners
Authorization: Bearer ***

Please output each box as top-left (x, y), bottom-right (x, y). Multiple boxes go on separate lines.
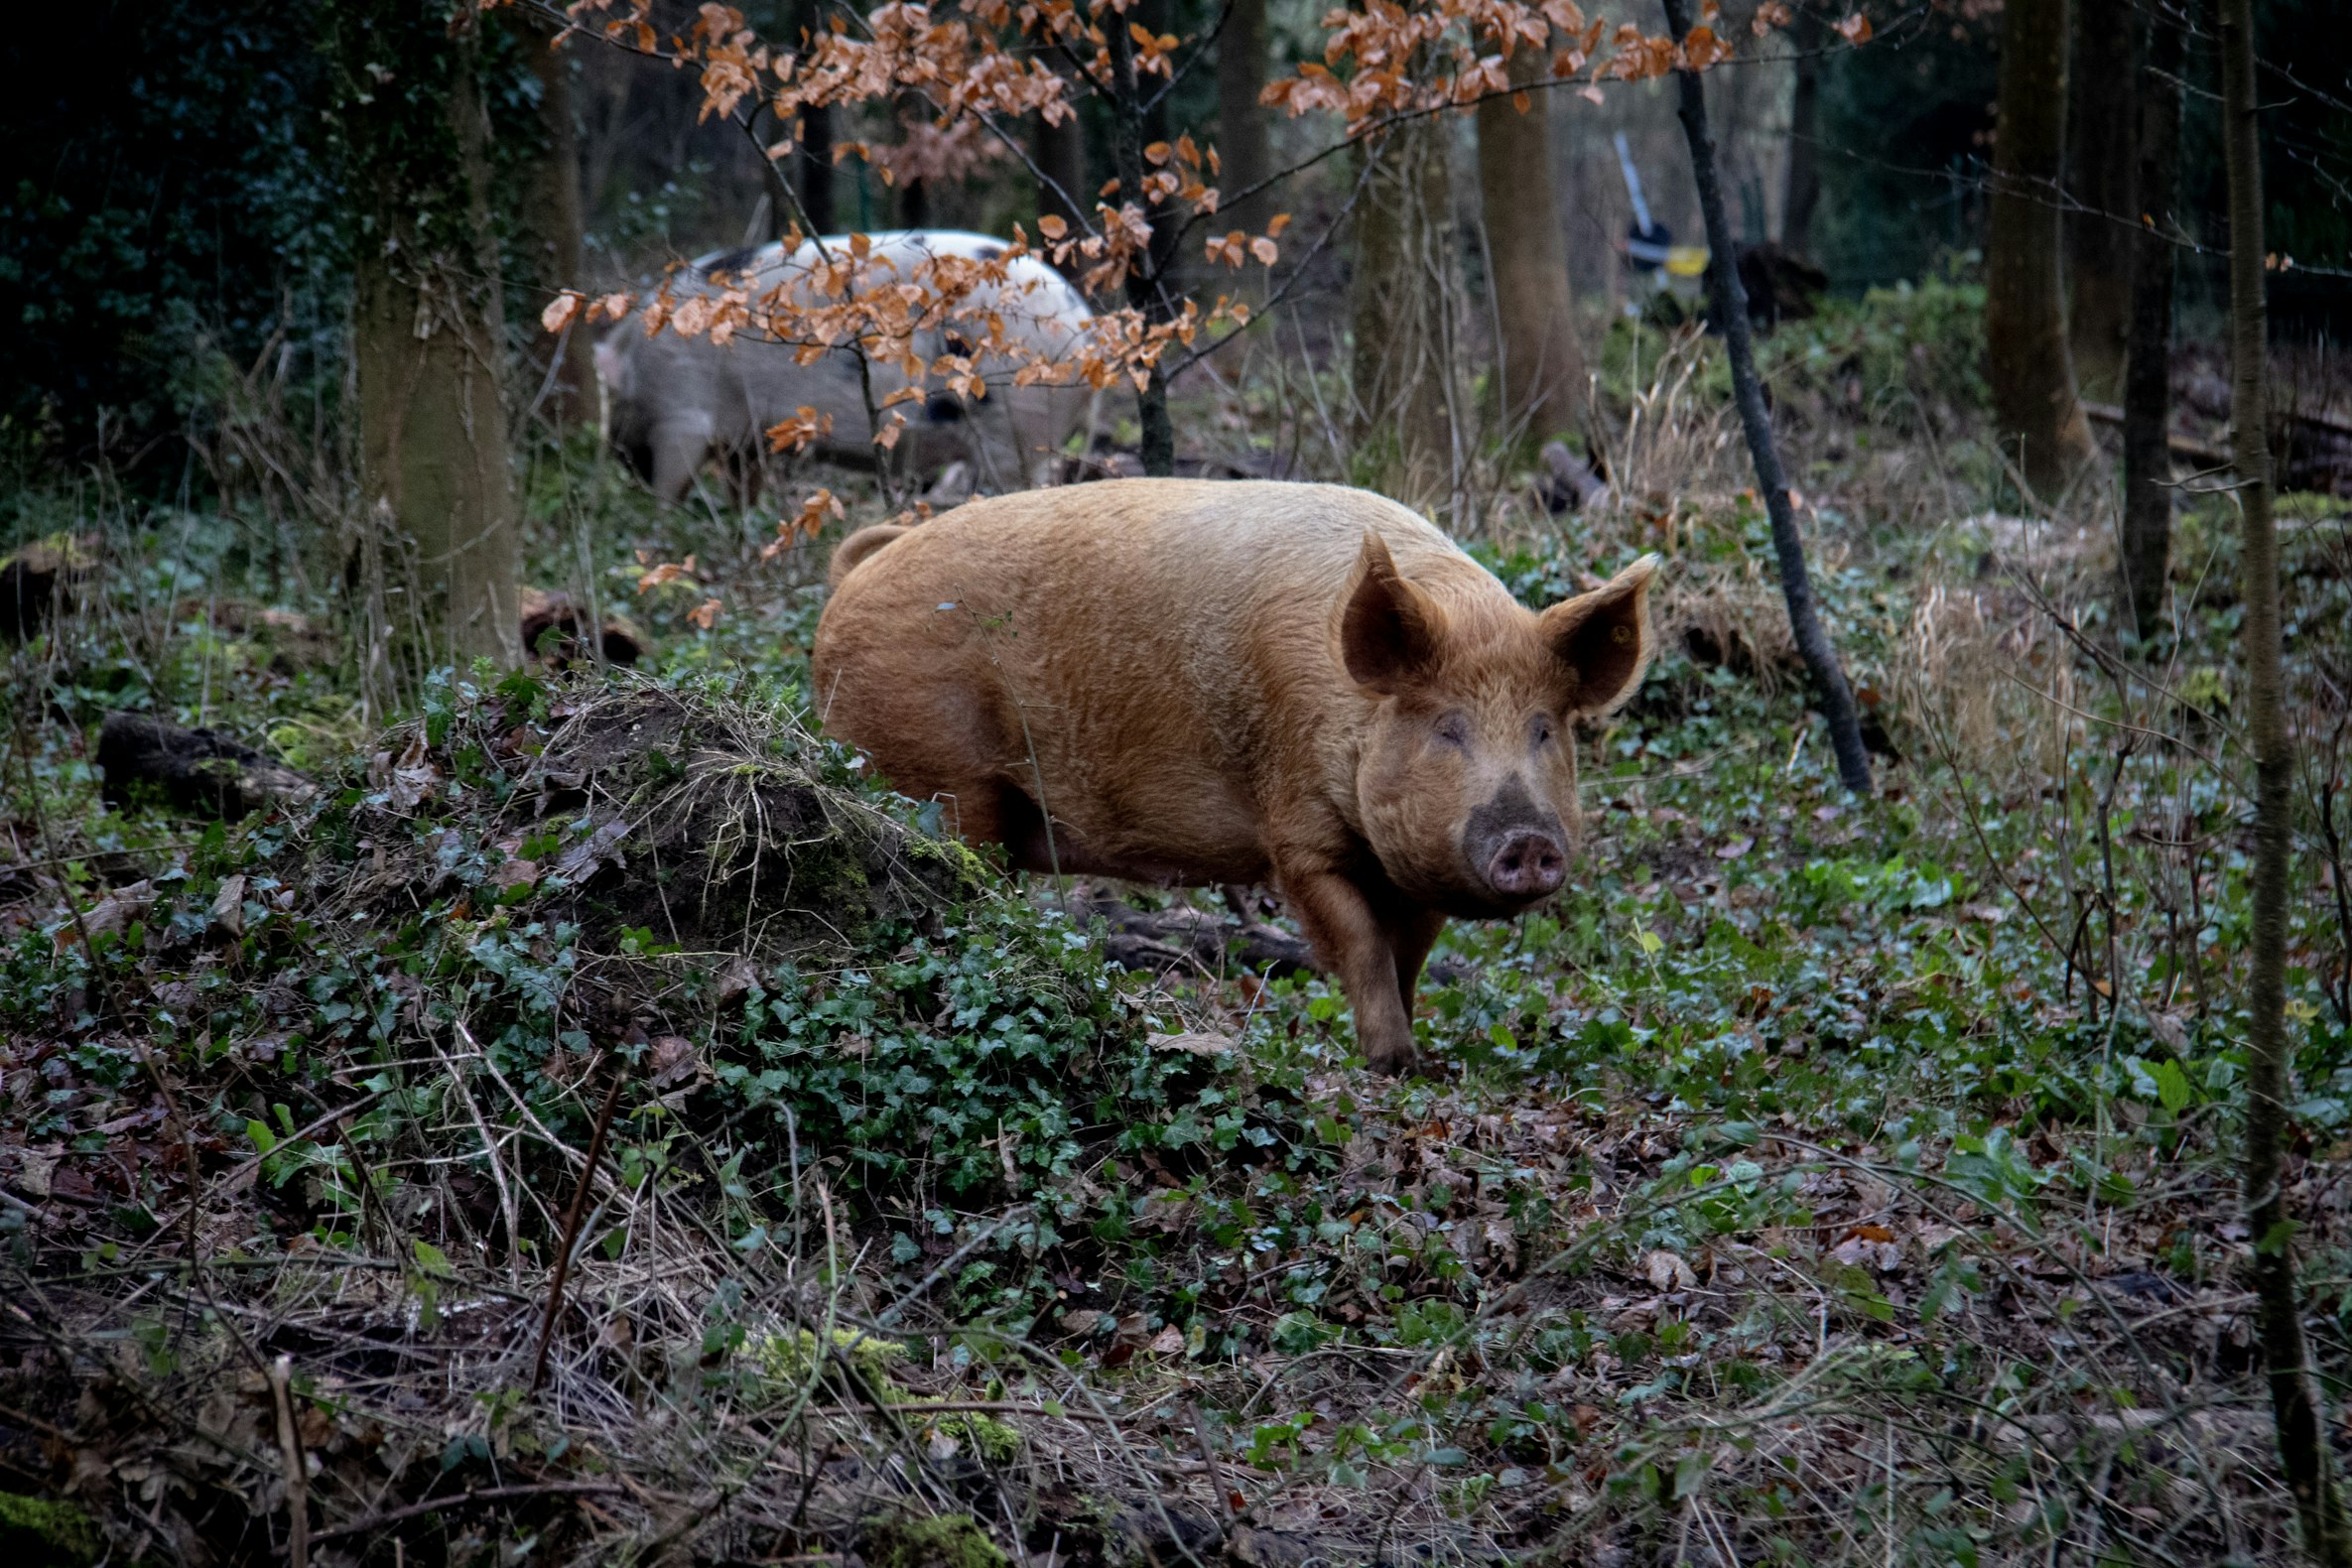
top-left (1531, 716), bottom-right (1556, 748)
top-left (1433, 713), bottom-right (1472, 749)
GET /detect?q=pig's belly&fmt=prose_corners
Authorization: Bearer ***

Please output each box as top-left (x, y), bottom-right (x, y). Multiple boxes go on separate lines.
top-left (1039, 762), bottom-right (1272, 889)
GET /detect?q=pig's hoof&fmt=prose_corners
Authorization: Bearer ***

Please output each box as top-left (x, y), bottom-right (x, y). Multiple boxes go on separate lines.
top-left (1362, 1045), bottom-right (1421, 1077)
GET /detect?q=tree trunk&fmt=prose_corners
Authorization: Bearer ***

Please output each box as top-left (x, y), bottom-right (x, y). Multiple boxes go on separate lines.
top-left (1780, 3), bottom-right (1823, 255)
top-left (2063, 0), bottom-right (2134, 401)
top-left (802, 105), bottom-right (837, 233)
top-left (2118, 15), bottom-right (2179, 639)
top-left (1036, 101), bottom-right (1089, 230)
top-left (1137, 0), bottom-right (1178, 287)
top-left (1477, 51), bottom-right (1584, 445)
top-left (1351, 117), bottom-right (1455, 510)
top-left (1107, 14), bottom-right (1176, 475)
top-left (1217, 0), bottom-right (1273, 234)
top-left (2220, 0), bottom-right (2352, 1557)
top-left (522, 20), bottom-right (592, 427)
top-left (1662, 0), bottom-right (1871, 795)
top-left (798, 0), bottom-right (836, 232)
top-left (1987, 0), bottom-right (2095, 496)
top-left (340, 0), bottom-right (521, 672)
top-left (1034, 98), bottom-right (1091, 287)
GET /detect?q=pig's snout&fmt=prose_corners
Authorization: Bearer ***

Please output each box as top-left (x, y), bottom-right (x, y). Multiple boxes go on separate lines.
top-left (1485, 830), bottom-right (1565, 898)
top-left (1464, 779), bottom-right (1569, 905)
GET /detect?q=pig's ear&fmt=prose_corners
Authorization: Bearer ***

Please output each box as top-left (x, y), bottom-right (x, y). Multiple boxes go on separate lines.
top-left (1539, 553), bottom-right (1658, 715)
top-left (1342, 533), bottom-right (1444, 694)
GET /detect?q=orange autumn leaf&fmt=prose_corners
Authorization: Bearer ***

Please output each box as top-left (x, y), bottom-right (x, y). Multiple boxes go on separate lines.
top-left (766, 405), bottom-right (836, 453)
top-left (762, 488), bottom-right (847, 558)
top-left (637, 556), bottom-right (699, 593)
top-left (1681, 25), bottom-right (1731, 67)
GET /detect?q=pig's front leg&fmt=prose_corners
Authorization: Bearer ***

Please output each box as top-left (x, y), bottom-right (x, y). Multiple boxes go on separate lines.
top-left (1280, 867), bottom-right (1420, 1075)
top-left (1383, 906), bottom-right (1448, 1016)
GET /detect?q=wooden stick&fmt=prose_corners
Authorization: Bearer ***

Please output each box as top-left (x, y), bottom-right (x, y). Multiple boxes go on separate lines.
top-left (531, 1057), bottom-right (627, 1392)
top-left (267, 1355), bottom-right (310, 1568)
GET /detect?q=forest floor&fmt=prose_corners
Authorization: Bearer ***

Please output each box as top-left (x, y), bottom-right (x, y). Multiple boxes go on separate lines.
top-left (2, 287), bottom-right (2351, 1567)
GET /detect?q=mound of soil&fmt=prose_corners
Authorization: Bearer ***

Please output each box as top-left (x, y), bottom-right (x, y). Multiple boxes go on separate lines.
top-left (308, 678), bottom-right (982, 960)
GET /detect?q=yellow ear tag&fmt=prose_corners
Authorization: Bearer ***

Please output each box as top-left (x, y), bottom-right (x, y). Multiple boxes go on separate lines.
top-left (1611, 624), bottom-right (1634, 644)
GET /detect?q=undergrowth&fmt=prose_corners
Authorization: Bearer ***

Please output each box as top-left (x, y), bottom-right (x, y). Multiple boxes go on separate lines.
top-left (1, 327), bottom-right (2350, 1566)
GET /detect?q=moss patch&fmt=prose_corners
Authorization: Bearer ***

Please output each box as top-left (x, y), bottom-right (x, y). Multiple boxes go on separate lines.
top-left (861, 1512), bottom-right (1010, 1568)
top-left (923, 1410), bottom-right (1021, 1464)
top-left (0, 1494), bottom-right (100, 1566)
top-left (757, 1328), bottom-right (906, 1392)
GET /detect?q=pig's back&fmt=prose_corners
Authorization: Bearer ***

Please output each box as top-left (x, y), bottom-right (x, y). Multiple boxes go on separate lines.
top-left (815, 479), bottom-right (1501, 867)
top-left (828, 478), bottom-right (1478, 701)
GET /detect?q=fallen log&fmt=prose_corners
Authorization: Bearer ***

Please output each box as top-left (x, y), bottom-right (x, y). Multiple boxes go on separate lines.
top-left (1077, 885), bottom-right (1319, 979)
top-left (0, 534), bottom-right (98, 641)
top-left (96, 714), bottom-right (315, 822)
top-left (519, 588), bottom-right (643, 668)
top-left (2079, 402), bottom-right (2232, 468)
top-left (2085, 399), bottom-right (2352, 493)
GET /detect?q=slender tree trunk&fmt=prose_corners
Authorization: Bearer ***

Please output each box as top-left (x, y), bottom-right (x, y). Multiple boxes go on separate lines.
top-left (1477, 51), bottom-right (1584, 445)
top-left (1351, 118), bottom-right (1454, 509)
top-left (1034, 98), bottom-right (1091, 288)
top-left (2221, 0), bottom-right (2352, 1557)
top-left (798, 0), bottom-right (836, 232)
top-left (802, 105), bottom-right (837, 233)
top-left (1987, 0), bottom-right (2096, 495)
top-left (1663, 0), bottom-right (1871, 794)
top-left (1780, 4), bottom-right (1823, 255)
top-left (1137, 0), bottom-right (1179, 288)
top-left (2119, 15), bottom-right (2180, 639)
top-left (1107, 15), bottom-right (1176, 474)
top-left (1036, 102), bottom-right (1090, 228)
top-left (1217, 0), bottom-right (1273, 234)
top-left (2063, 0), bottom-right (2134, 401)
top-left (340, 0), bottom-right (521, 672)
top-left (522, 20), bottom-right (593, 426)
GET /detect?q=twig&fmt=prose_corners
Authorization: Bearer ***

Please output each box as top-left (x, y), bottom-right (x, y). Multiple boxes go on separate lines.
top-left (874, 1203), bottom-right (1030, 1326)
top-left (268, 1355), bottom-right (310, 1568)
top-left (308, 1482), bottom-right (629, 1544)
top-left (808, 1398), bottom-right (1129, 1425)
top-left (437, 1026), bottom-right (524, 1269)
top-left (531, 1056), bottom-right (628, 1392)
top-left (1191, 1402), bottom-right (1239, 1517)
top-left (0, 1399), bottom-right (69, 1442)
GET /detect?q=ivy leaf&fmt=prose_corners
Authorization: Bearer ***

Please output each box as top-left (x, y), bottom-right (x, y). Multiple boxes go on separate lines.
top-left (2154, 1059), bottom-right (2192, 1113)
